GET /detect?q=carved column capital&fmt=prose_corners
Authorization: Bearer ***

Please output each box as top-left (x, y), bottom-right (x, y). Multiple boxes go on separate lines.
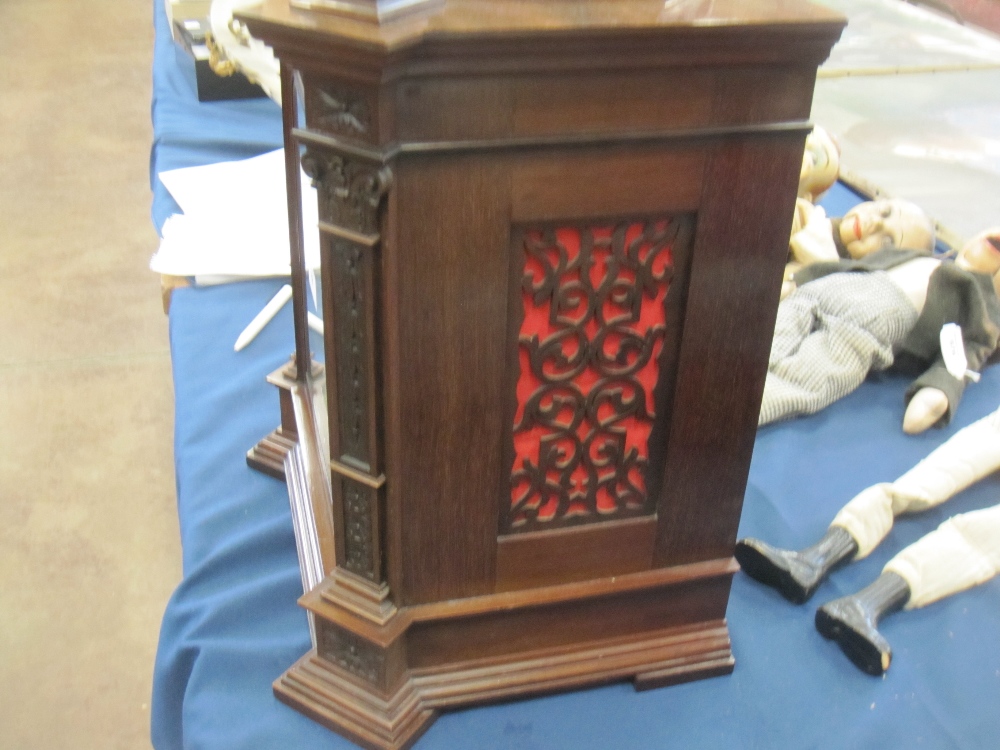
top-left (301, 148), bottom-right (392, 236)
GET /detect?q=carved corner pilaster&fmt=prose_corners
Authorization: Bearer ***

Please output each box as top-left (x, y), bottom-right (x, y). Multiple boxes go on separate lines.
top-left (300, 146), bottom-right (392, 238)
top-left (298, 134), bottom-right (395, 600)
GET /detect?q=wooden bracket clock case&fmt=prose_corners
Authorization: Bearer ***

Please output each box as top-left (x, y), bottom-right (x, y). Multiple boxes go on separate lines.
top-left (238, 1), bottom-right (844, 747)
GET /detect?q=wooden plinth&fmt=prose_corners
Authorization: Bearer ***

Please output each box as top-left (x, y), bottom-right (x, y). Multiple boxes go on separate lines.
top-left (276, 619), bottom-right (734, 750)
top-left (262, 377), bottom-right (739, 749)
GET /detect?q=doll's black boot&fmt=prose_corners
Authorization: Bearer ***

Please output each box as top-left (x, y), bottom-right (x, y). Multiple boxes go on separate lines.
top-left (815, 572), bottom-right (911, 676)
top-left (734, 526), bottom-right (858, 604)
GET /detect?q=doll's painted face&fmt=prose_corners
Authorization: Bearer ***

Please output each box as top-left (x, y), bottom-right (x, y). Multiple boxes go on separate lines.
top-left (799, 126), bottom-right (839, 201)
top-left (839, 198), bottom-right (935, 258)
top-left (956, 228), bottom-right (1000, 297)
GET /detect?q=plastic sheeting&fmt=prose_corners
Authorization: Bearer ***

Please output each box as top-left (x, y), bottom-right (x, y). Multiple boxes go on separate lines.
top-left (819, 0), bottom-right (1000, 74)
top-left (813, 70), bottom-right (1000, 243)
top-left (812, 0), bottom-right (1000, 245)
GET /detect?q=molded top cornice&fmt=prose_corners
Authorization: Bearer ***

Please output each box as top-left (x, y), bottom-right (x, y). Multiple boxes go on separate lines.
top-left (239, 0), bottom-right (846, 80)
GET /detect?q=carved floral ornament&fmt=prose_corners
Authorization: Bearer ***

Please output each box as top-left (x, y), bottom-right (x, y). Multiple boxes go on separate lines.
top-left (326, 236), bottom-right (373, 467)
top-left (507, 217), bottom-right (693, 532)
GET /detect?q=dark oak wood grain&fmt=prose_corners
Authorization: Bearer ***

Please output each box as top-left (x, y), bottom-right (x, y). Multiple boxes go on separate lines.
top-left (653, 134), bottom-right (807, 568)
top-left (241, 1), bottom-right (845, 746)
top-left (389, 153), bottom-right (511, 604)
top-left (495, 515), bottom-right (658, 591)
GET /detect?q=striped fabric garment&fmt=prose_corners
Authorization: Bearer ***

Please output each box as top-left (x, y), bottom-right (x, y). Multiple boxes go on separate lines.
top-left (759, 271), bottom-right (919, 426)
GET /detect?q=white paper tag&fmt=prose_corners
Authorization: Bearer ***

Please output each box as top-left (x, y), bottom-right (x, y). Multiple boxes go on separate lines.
top-left (940, 323), bottom-right (980, 382)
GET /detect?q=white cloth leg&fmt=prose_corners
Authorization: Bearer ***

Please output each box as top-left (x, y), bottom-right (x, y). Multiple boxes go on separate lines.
top-left (831, 484), bottom-right (896, 559)
top-left (884, 504), bottom-right (1000, 609)
top-left (890, 406), bottom-right (1000, 515)
top-left (831, 406), bottom-right (1000, 558)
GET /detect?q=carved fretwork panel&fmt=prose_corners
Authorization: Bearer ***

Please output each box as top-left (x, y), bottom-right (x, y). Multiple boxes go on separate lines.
top-left (504, 217), bottom-right (694, 533)
top-left (301, 76), bottom-right (375, 144)
top-left (317, 621), bottom-right (386, 686)
top-left (301, 148), bottom-right (392, 236)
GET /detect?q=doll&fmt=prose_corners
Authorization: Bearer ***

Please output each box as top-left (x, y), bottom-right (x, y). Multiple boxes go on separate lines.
top-left (792, 126), bottom-right (926, 264)
top-left (760, 227), bottom-right (1000, 434)
top-left (783, 197), bottom-right (935, 299)
top-left (207, 0), bottom-right (282, 103)
top-left (736, 405), bottom-right (1000, 675)
top-left (785, 128), bottom-right (930, 295)
top-left (798, 125), bottom-right (840, 204)
top-left (781, 127), bottom-right (841, 297)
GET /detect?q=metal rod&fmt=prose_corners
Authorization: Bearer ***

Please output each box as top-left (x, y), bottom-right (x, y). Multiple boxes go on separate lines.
top-left (281, 62), bottom-right (312, 380)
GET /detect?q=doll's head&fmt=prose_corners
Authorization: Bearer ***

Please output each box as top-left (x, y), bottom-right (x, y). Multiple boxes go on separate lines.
top-left (956, 228), bottom-right (1000, 298)
top-left (799, 126), bottom-right (839, 202)
top-left (838, 198), bottom-right (935, 259)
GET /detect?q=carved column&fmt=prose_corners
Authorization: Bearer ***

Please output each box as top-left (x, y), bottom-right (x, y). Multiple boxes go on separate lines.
top-left (301, 136), bottom-right (396, 625)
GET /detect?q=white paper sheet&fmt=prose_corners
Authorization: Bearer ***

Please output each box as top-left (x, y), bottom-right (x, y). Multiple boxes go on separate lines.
top-left (151, 149), bottom-right (319, 281)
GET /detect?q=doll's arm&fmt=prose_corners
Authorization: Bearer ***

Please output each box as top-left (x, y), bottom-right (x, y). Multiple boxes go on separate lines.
top-left (901, 331), bottom-right (997, 433)
top-left (896, 264), bottom-right (1000, 434)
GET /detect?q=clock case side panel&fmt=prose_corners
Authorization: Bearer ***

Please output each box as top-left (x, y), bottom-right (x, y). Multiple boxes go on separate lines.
top-left (274, 60), bottom-right (817, 608)
top-left (384, 141), bottom-right (712, 607)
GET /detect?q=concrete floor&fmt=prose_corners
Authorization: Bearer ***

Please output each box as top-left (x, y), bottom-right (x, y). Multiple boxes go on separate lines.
top-left (0, 1), bottom-right (182, 748)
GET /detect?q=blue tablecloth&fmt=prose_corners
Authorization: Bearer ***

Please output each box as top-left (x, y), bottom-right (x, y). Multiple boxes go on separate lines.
top-left (150, 2), bottom-right (1000, 747)
top-left (149, 0), bottom-right (281, 233)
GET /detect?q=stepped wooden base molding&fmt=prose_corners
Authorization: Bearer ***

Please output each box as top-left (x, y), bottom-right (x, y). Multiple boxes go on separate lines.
top-left (276, 658), bottom-right (434, 750)
top-left (247, 427), bottom-right (297, 479)
top-left (276, 619), bottom-right (733, 750)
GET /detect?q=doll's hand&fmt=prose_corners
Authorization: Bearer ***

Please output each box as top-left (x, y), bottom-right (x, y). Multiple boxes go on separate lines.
top-left (780, 262), bottom-right (801, 300)
top-left (789, 202), bottom-right (838, 266)
top-left (902, 387), bottom-right (950, 434)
